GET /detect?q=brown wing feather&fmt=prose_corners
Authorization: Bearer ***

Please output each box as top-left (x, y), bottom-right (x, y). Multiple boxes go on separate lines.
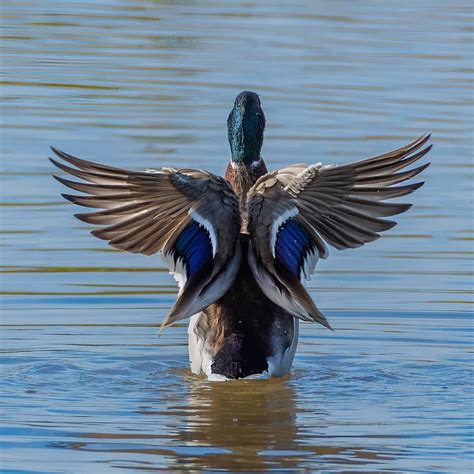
top-left (50, 147), bottom-right (240, 259)
top-left (246, 134), bottom-right (432, 328)
top-left (283, 134), bottom-right (432, 250)
top-left (50, 147), bottom-right (242, 327)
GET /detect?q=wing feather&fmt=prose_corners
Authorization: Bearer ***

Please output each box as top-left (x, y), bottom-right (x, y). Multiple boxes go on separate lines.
top-left (247, 134), bottom-right (432, 328)
top-left (51, 147), bottom-right (242, 327)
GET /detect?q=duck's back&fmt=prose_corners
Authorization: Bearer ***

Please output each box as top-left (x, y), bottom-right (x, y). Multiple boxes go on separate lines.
top-left (188, 235), bottom-right (298, 380)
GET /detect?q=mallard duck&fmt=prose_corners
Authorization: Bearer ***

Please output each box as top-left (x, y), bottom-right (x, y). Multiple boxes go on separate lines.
top-left (51, 91), bottom-right (431, 380)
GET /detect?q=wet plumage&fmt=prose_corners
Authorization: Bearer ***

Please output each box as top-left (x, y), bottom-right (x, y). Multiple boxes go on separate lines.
top-left (51, 91), bottom-right (431, 380)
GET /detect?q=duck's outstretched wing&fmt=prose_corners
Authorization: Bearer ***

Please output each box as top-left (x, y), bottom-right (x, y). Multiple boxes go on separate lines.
top-left (247, 134), bottom-right (432, 329)
top-left (50, 147), bottom-right (241, 328)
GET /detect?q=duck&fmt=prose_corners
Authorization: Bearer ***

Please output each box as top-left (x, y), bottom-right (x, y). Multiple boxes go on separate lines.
top-left (50, 91), bottom-right (432, 380)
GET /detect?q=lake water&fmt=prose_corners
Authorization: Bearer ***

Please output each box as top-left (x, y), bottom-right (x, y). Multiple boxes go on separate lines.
top-left (1, 1), bottom-right (473, 472)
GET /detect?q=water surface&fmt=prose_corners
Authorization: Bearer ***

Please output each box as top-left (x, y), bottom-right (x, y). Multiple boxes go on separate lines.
top-left (1, 0), bottom-right (473, 472)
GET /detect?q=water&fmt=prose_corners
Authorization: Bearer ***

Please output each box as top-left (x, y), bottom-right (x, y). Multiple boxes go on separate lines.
top-left (1, 0), bottom-right (473, 472)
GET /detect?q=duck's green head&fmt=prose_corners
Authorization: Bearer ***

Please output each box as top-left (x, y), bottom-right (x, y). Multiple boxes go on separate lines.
top-left (227, 91), bottom-right (265, 164)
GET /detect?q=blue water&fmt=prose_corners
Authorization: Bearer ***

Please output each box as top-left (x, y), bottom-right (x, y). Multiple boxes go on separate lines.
top-left (1, 1), bottom-right (473, 472)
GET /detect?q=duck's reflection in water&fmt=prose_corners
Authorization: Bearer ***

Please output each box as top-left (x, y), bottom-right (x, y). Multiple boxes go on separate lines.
top-left (170, 374), bottom-right (398, 471)
top-left (172, 376), bottom-right (302, 471)
top-left (59, 372), bottom-right (398, 471)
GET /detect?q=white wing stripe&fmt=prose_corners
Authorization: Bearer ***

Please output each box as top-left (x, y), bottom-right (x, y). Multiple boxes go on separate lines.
top-left (162, 253), bottom-right (187, 290)
top-left (302, 247), bottom-right (318, 281)
top-left (270, 207), bottom-right (299, 257)
top-left (191, 210), bottom-right (218, 257)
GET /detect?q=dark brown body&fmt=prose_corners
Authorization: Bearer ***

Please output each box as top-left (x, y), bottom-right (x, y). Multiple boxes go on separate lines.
top-left (200, 154), bottom-right (295, 379)
top-left (193, 159), bottom-right (295, 379)
top-left (206, 236), bottom-right (295, 379)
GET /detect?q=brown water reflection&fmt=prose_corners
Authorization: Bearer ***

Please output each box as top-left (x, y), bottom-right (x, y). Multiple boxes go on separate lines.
top-left (63, 377), bottom-right (401, 471)
top-left (174, 379), bottom-right (300, 470)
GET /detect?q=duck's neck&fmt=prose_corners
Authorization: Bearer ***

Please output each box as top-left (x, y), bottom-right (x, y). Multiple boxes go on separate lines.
top-left (225, 157), bottom-right (267, 202)
top-left (225, 158), bottom-right (267, 233)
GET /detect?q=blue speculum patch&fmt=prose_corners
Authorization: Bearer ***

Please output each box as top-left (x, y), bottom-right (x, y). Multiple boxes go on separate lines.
top-left (174, 220), bottom-right (212, 276)
top-left (275, 219), bottom-right (312, 277)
